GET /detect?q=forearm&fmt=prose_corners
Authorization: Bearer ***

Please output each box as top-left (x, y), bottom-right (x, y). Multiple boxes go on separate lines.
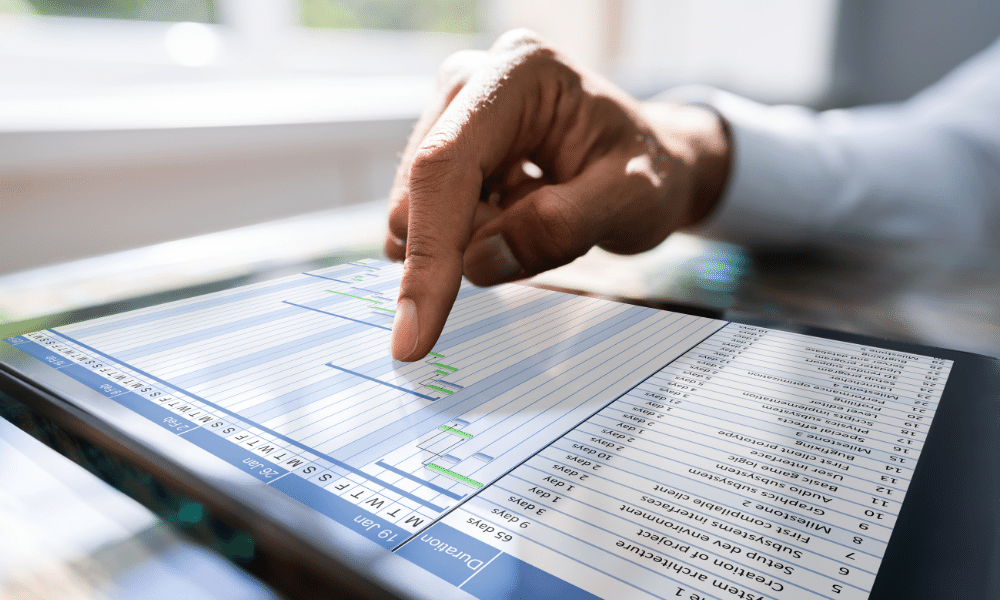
top-left (660, 31), bottom-right (1000, 250)
top-left (698, 90), bottom-right (1000, 249)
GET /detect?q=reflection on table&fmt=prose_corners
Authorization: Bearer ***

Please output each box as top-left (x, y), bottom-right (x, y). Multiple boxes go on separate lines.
top-left (0, 413), bottom-right (282, 600)
top-left (534, 233), bottom-right (1000, 360)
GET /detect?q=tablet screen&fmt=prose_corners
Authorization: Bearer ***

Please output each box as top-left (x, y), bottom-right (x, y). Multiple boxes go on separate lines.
top-left (3, 259), bottom-right (950, 600)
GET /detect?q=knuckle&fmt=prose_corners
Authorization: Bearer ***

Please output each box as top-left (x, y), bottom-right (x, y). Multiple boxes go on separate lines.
top-left (531, 192), bottom-right (584, 263)
top-left (492, 28), bottom-right (545, 53)
top-left (437, 49), bottom-right (487, 90)
top-left (405, 242), bottom-right (436, 264)
top-left (402, 239), bottom-right (454, 273)
top-left (491, 29), bottom-right (558, 69)
top-left (408, 139), bottom-right (462, 194)
top-left (488, 31), bottom-right (567, 91)
top-left (412, 136), bottom-right (457, 165)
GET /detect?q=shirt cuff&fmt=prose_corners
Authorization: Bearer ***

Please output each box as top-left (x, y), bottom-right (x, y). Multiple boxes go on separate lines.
top-left (655, 85), bottom-right (841, 247)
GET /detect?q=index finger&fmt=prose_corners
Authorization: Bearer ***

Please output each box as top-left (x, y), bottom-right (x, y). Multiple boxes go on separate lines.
top-left (390, 31), bottom-right (562, 361)
top-left (386, 49), bottom-right (491, 262)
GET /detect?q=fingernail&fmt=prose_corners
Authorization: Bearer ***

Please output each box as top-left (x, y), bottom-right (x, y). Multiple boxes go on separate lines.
top-left (466, 235), bottom-right (524, 283)
top-left (391, 298), bottom-right (419, 360)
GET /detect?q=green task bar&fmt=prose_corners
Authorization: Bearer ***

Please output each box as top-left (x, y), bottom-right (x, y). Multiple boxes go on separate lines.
top-left (435, 369), bottom-right (450, 375)
top-left (327, 290), bottom-right (381, 303)
top-left (427, 352), bottom-right (444, 358)
top-left (432, 363), bottom-right (457, 371)
top-left (373, 306), bottom-right (396, 314)
top-left (439, 425), bottom-right (472, 439)
top-left (426, 385), bottom-right (454, 395)
top-left (426, 463), bottom-right (483, 488)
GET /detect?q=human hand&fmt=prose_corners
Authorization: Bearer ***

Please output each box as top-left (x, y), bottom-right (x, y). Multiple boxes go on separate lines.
top-left (386, 30), bottom-right (731, 361)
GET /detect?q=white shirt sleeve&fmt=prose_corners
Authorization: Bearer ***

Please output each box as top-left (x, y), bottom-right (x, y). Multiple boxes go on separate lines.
top-left (676, 36), bottom-right (1000, 250)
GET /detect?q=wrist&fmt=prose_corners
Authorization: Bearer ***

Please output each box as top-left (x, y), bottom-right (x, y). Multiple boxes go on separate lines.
top-left (640, 102), bottom-right (733, 228)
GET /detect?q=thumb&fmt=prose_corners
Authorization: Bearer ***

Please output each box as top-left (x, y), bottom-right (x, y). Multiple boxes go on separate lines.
top-left (463, 154), bottom-right (668, 286)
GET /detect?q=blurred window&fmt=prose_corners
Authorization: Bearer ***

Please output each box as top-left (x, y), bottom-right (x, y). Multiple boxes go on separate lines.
top-left (0, 0), bottom-right (840, 127)
top-left (301, 0), bottom-right (479, 33)
top-left (1, 0), bottom-right (217, 22)
top-left (0, 0), bottom-right (840, 277)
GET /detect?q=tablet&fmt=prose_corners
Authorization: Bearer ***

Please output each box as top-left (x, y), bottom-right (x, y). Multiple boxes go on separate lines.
top-left (1, 259), bottom-right (997, 599)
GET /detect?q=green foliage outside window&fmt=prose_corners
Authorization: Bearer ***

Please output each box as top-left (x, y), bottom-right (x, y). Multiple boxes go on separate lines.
top-left (4, 0), bottom-right (216, 22)
top-left (302, 0), bottom-right (479, 34)
top-left (2, 0), bottom-right (478, 32)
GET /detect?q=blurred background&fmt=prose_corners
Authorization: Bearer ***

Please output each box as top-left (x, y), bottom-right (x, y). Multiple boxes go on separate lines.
top-left (2, 0), bottom-right (1000, 326)
top-left (2, 2), bottom-right (999, 599)
top-left (2, 0), bottom-right (841, 278)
